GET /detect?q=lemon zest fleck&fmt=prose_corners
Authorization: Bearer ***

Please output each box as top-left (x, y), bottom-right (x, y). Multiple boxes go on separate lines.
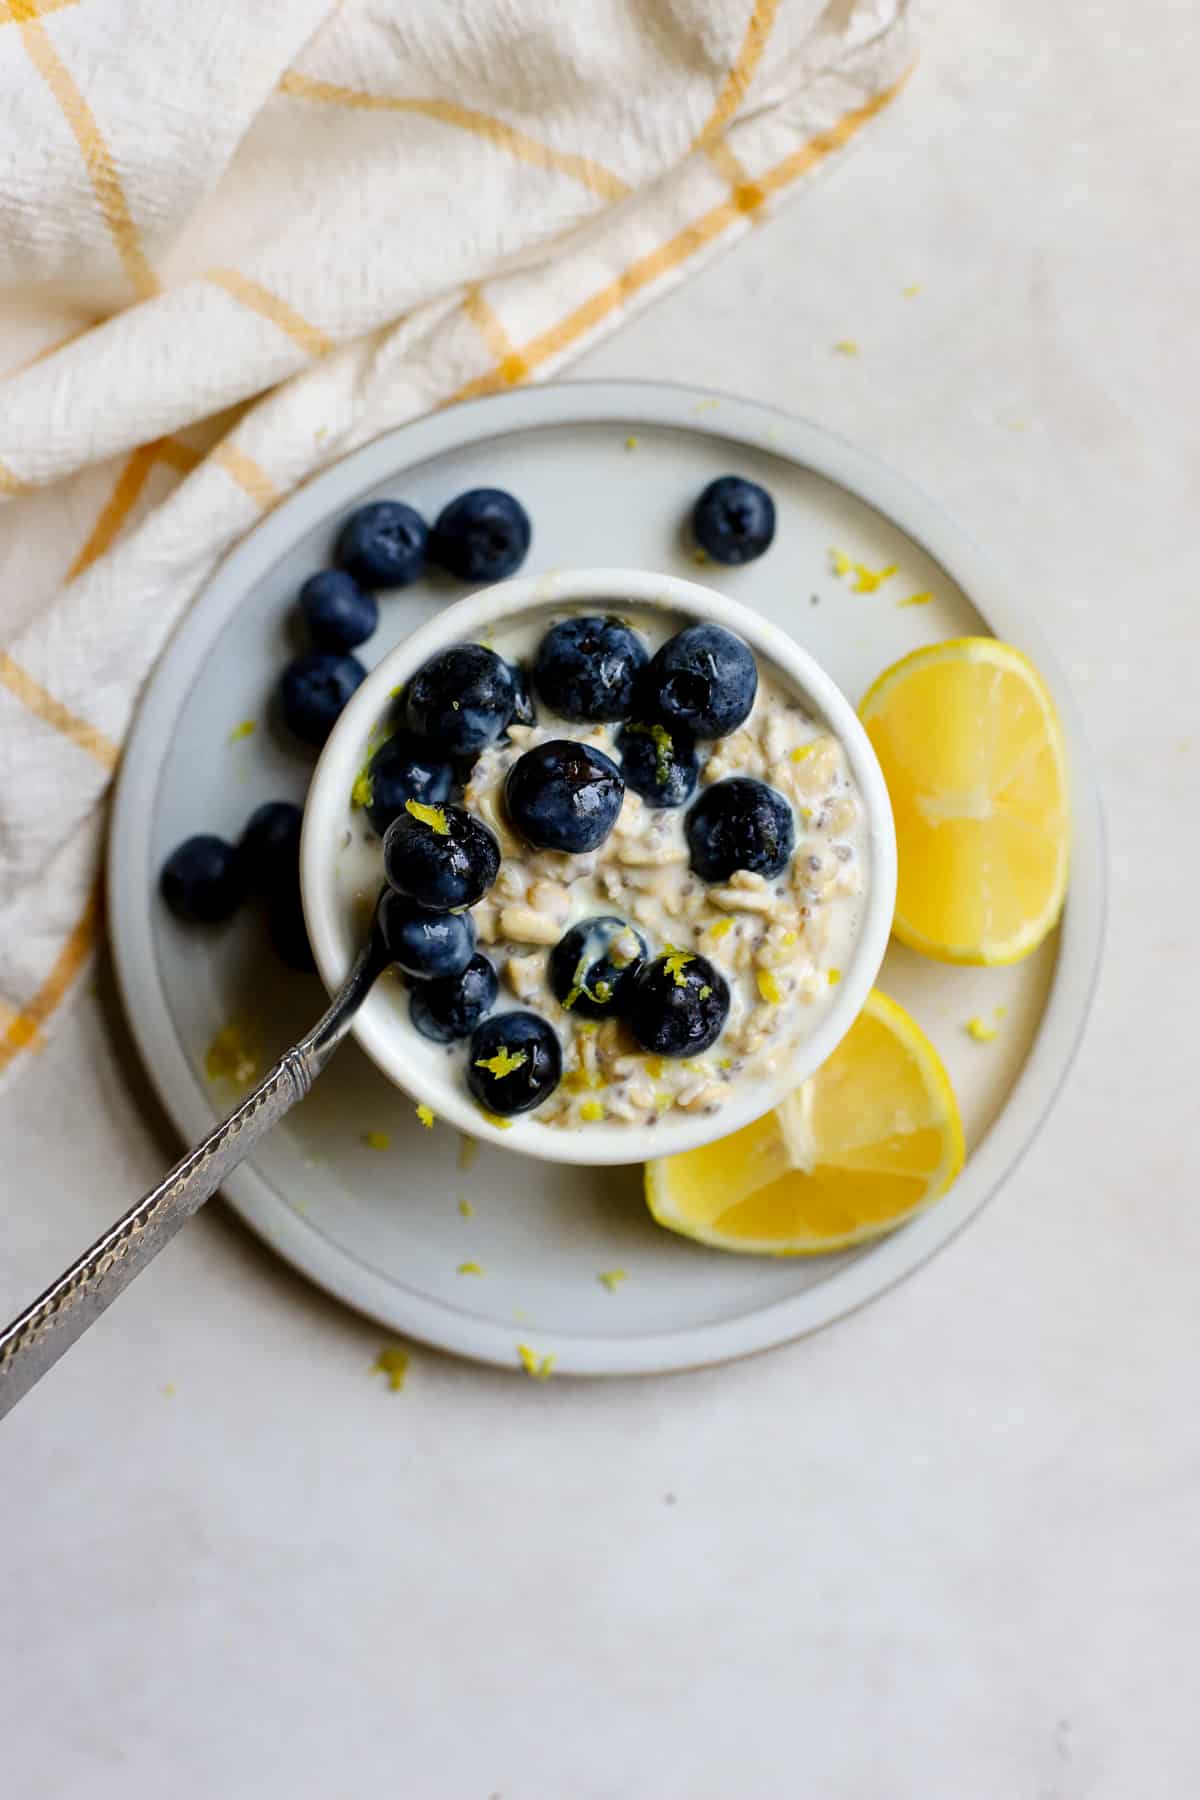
top-left (351, 769), bottom-right (373, 809)
top-left (405, 798), bottom-right (449, 835)
top-left (827, 968), bottom-right (841, 986)
top-left (579, 1100), bottom-right (605, 1122)
top-left (834, 338), bottom-right (859, 355)
top-left (563, 1065), bottom-right (604, 1093)
top-left (790, 741), bottom-right (820, 763)
top-left (781, 931), bottom-right (798, 947)
top-left (654, 1092), bottom-right (674, 1112)
top-left (829, 550), bottom-right (899, 594)
top-left (902, 282), bottom-right (922, 298)
top-left (699, 985), bottom-right (712, 1000)
top-left (458, 1133), bottom-right (479, 1171)
top-left (662, 946), bottom-right (694, 988)
top-left (416, 1103), bottom-right (435, 1130)
top-left (757, 969), bottom-right (781, 1005)
top-left (624, 720), bottom-right (675, 785)
top-left (479, 1110), bottom-right (513, 1130)
top-left (371, 1346), bottom-right (409, 1391)
top-left (363, 1130), bottom-right (390, 1151)
top-left (475, 1047), bottom-right (526, 1079)
top-left (708, 917), bottom-right (733, 941)
top-left (966, 1015), bottom-right (999, 1044)
top-left (517, 1344), bottom-right (555, 1380)
top-left (624, 435), bottom-right (639, 450)
top-left (598, 1269), bottom-right (627, 1291)
top-left (228, 719), bottom-right (256, 744)
top-left (204, 1021), bottom-right (262, 1088)
top-left (898, 591), bottom-right (934, 608)
top-left (163, 1382), bottom-right (176, 1398)
top-left (830, 548), bottom-right (853, 578)
top-left (457, 1261), bottom-right (485, 1277)
top-left (643, 1056), bottom-right (664, 1080)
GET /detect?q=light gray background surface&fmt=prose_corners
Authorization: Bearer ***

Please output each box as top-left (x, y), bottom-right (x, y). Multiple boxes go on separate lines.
top-left (3, 4), bottom-right (1196, 1794)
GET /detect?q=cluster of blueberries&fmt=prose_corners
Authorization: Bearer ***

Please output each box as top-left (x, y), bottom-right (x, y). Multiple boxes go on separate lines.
top-left (160, 472), bottom-right (783, 1115)
top-left (366, 610), bottom-right (794, 1117)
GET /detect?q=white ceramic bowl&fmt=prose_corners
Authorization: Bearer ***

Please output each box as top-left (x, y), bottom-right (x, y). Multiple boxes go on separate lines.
top-left (301, 567), bottom-right (897, 1166)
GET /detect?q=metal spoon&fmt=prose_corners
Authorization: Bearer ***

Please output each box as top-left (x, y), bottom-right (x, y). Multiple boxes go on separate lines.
top-left (0, 898), bottom-right (394, 1420)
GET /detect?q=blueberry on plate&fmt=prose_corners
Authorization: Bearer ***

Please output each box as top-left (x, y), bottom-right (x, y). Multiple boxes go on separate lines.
top-left (506, 661), bottom-right (536, 729)
top-left (692, 475), bottom-right (776, 565)
top-left (533, 615), bottom-right (647, 722)
top-left (686, 777), bottom-right (794, 881)
top-left (409, 953), bottom-right (498, 1043)
top-left (239, 801), bottom-right (303, 894)
top-left (505, 739), bottom-right (625, 854)
top-left (378, 890), bottom-right (476, 980)
top-left (160, 834), bottom-right (246, 924)
top-left (432, 488), bottom-right (531, 583)
top-left (298, 569), bottom-right (378, 653)
top-left (404, 643), bottom-right (516, 755)
top-left (638, 623), bottom-right (757, 740)
top-left (466, 1011), bottom-right (563, 1116)
top-left (548, 916), bottom-right (647, 1021)
top-left (268, 881), bottom-right (317, 974)
top-left (616, 721), bottom-right (698, 808)
top-left (336, 500), bottom-right (428, 589)
top-left (628, 950), bottom-right (730, 1058)
top-left (383, 800), bottom-right (500, 910)
top-left (279, 650), bottom-right (367, 747)
top-left (360, 732), bottom-right (454, 837)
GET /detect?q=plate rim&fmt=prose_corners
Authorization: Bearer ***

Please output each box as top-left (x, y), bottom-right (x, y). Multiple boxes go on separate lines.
top-left (107, 378), bottom-right (1107, 1377)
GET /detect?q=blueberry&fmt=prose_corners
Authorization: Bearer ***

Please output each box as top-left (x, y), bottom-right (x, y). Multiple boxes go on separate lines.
top-left (466, 1011), bottom-right (562, 1116)
top-left (548, 917), bottom-right (647, 1021)
top-left (506, 661), bottom-right (536, 729)
top-left (410, 953), bottom-right (498, 1044)
top-left (533, 616), bottom-right (647, 722)
top-left (378, 890), bottom-right (476, 980)
top-left (279, 650), bottom-right (366, 747)
top-left (383, 800), bottom-right (500, 910)
top-left (405, 644), bottom-right (516, 755)
top-left (686, 777), bottom-right (794, 881)
top-left (239, 801), bottom-right (303, 895)
top-left (360, 733), bottom-right (453, 837)
top-left (616, 721), bottom-right (698, 808)
top-left (268, 882), bottom-right (317, 974)
top-left (160, 834), bottom-right (245, 924)
top-left (298, 569), bottom-right (378, 653)
top-left (432, 488), bottom-right (531, 583)
top-left (692, 475), bottom-right (776, 565)
top-left (628, 951), bottom-right (730, 1058)
top-left (336, 500), bottom-right (428, 588)
top-left (638, 624), bottom-right (757, 739)
top-left (505, 739), bottom-right (625, 854)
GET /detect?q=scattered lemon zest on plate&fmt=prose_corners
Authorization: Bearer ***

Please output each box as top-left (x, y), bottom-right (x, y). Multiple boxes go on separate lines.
top-left (405, 798), bottom-right (449, 835)
top-left (902, 282), bottom-right (922, 298)
top-left (363, 1130), bottom-right (390, 1151)
top-left (965, 1016), bottom-right (997, 1044)
top-left (457, 1260), bottom-right (485, 1277)
top-left (458, 1133), bottom-right (479, 1171)
top-left (624, 435), bottom-right (638, 450)
top-left (834, 338), bottom-right (860, 355)
top-left (204, 1021), bottom-right (262, 1088)
top-left (457, 1196), bottom-right (474, 1217)
top-left (829, 549), bottom-right (899, 594)
top-left (898, 592), bottom-right (934, 608)
top-left (416, 1103), bottom-right (435, 1129)
top-left (663, 946), bottom-right (694, 987)
top-left (598, 1269), bottom-right (627, 1291)
top-left (757, 969), bottom-right (781, 1005)
top-left (517, 1344), bottom-right (556, 1380)
top-left (476, 1047), bottom-right (527, 1079)
top-left (579, 1100), bottom-right (605, 1122)
top-left (372, 1346), bottom-right (409, 1390)
top-left (228, 719), bottom-right (256, 744)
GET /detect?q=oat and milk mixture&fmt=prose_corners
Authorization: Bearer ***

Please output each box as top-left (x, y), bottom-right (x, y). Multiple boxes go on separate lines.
top-left (337, 607), bottom-right (868, 1129)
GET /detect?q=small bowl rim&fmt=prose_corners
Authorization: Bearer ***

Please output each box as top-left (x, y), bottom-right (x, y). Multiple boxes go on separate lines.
top-left (300, 566), bottom-right (897, 1166)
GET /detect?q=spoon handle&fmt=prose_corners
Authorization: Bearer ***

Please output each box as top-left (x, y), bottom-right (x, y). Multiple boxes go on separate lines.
top-left (0, 932), bottom-right (384, 1420)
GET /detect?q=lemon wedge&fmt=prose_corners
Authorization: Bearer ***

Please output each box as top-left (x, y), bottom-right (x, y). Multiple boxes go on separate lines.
top-left (645, 991), bottom-right (963, 1255)
top-left (859, 638), bottom-right (1069, 964)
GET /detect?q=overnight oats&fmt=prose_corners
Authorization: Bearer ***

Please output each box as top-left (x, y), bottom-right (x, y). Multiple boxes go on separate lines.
top-left (332, 607), bottom-right (870, 1131)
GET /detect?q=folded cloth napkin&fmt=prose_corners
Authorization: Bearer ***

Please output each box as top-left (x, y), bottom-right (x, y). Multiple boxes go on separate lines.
top-left (0, 0), bottom-right (915, 1090)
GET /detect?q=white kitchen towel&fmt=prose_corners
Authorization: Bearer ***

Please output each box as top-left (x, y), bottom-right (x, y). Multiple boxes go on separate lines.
top-left (0, 0), bottom-right (915, 1088)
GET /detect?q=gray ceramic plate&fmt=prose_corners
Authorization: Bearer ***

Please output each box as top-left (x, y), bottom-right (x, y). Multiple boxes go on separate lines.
top-left (107, 381), bottom-right (1105, 1376)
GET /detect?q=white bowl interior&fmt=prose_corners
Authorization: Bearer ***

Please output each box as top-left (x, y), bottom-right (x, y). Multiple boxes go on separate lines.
top-left (301, 567), bottom-right (897, 1165)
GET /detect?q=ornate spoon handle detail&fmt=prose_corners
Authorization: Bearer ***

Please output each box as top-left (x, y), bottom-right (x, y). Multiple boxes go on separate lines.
top-left (0, 925), bottom-right (388, 1420)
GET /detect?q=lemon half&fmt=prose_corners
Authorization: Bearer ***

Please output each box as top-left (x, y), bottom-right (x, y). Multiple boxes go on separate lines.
top-left (860, 638), bottom-right (1070, 965)
top-left (645, 991), bottom-right (964, 1256)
